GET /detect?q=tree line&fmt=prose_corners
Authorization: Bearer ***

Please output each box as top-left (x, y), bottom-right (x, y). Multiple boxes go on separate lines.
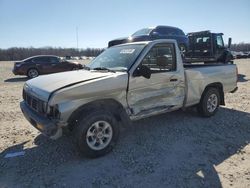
top-left (0, 47), bottom-right (104, 61)
top-left (0, 43), bottom-right (249, 61)
top-left (230, 43), bottom-right (250, 52)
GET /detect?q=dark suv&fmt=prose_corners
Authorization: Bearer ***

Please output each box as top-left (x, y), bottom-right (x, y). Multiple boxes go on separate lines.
top-left (108, 26), bottom-right (189, 52)
top-left (12, 55), bottom-right (83, 78)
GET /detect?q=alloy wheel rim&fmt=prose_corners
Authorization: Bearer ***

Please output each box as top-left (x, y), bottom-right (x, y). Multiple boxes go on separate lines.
top-left (86, 120), bottom-right (113, 150)
top-left (28, 69), bottom-right (38, 78)
top-left (207, 93), bottom-right (218, 113)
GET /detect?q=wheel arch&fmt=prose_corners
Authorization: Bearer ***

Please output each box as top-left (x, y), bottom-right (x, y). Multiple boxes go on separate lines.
top-left (67, 99), bottom-right (130, 130)
top-left (201, 82), bottom-right (225, 105)
top-left (26, 67), bottom-right (40, 75)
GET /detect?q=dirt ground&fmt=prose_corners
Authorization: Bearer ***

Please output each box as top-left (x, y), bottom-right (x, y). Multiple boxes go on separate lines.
top-left (0, 59), bottom-right (250, 188)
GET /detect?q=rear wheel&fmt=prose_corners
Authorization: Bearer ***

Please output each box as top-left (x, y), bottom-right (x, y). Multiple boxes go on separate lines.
top-left (27, 68), bottom-right (39, 78)
top-left (197, 88), bottom-right (220, 117)
top-left (74, 110), bottom-right (119, 158)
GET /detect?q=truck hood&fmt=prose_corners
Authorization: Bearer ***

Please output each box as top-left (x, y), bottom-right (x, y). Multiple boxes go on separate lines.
top-left (24, 70), bottom-right (113, 101)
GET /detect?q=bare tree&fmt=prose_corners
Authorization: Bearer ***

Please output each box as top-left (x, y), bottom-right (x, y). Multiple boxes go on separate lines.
top-left (0, 47), bottom-right (104, 61)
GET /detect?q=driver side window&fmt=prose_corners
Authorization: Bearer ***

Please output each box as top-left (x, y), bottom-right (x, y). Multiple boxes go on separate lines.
top-left (141, 44), bottom-right (176, 73)
top-left (216, 35), bottom-right (224, 48)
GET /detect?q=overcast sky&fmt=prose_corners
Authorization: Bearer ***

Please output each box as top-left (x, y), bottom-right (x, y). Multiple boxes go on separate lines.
top-left (0, 0), bottom-right (249, 49)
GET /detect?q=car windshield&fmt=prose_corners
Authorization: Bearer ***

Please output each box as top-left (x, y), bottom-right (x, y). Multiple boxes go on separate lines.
top-left (131, 28), bottom-right (153, 37)
top-left (88, 44), bottom-right (145, 71)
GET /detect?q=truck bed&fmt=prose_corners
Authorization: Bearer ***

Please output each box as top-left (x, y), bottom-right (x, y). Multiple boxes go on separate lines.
top-left (183, 62), bottom-right (234, 69)
top-left (183, 63), bottom-right (237, 107)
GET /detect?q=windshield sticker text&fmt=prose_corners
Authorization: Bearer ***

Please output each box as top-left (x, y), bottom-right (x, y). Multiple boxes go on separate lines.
top-left (120, 49), bottom-right (135, 54)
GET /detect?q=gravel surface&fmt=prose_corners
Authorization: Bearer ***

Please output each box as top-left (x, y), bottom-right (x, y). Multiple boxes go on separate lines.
top-left (0, 59), bottom-right (250, 188)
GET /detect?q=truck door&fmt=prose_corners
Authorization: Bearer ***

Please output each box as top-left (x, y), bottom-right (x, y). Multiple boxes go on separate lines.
top-left (127, 43), bottom-right (185, 116)
top-left (214, 34), bottom-right (226, 60)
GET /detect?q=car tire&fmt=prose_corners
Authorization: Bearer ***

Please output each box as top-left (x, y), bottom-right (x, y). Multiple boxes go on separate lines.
top-left (74, 110), bottom-right (120, 158)
top-left (197, 87), bottom-right (220, 117)
top-left (27, 68), bottom-right (39, 78)
top-left (218, 51), bottom-right (233, 63)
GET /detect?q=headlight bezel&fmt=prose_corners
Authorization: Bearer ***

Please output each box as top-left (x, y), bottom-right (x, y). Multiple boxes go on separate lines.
top-left (47, 104), bottom-right (61, 119)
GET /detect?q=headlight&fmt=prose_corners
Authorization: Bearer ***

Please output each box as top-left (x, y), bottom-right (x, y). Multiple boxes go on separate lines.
top-left (48, 104), bottom-right (61, 119)
top-left (15, 63), bottom-right (22, 67)
top-left (42, 102), bottom-right (48, 113)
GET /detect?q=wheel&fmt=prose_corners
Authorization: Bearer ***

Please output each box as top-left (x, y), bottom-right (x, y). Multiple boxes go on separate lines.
top-left (72, 66), bottom-right (79, 70)
top-left (74, 110), bottom-right (119, 158)
top-left (27, 68), bottom-right (39, 78)
top-left (197, 88), bottom-right (220, 117)
top-left (218, 51), bottom-right (233, 63)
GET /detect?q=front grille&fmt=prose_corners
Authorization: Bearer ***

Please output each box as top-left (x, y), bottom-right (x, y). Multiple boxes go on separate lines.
top-left (23, 89), bottom-right (45, 114)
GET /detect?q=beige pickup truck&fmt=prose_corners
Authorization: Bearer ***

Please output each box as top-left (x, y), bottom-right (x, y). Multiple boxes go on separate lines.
top-left (20, 39), bottom-right (238, 158)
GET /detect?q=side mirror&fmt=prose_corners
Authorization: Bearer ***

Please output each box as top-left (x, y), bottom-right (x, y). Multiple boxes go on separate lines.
top-left (134, 65), bottom-right (151, 79)
top-left (228, 38), bottom-right (232, 49)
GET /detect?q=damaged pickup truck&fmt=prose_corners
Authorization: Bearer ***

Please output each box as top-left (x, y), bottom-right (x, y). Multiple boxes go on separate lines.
top-left (20, 39), bottom-right (238, 158)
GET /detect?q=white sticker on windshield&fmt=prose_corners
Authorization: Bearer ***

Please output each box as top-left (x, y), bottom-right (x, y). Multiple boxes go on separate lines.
top-left (120, 49), bottom-right (135, 54)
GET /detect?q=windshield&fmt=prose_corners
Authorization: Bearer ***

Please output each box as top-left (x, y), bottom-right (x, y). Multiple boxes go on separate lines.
top-left (131, 28), bottom-right (153, 37)
top-left (88, 44), bottom-right (145, 71)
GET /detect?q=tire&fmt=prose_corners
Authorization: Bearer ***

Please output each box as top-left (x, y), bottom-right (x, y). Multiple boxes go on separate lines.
top-left (72, 66), bottom-right (79, 70)
top-left (74, 110), bottom-right (119, 158)
top-left (27, 68), bottom-right (39, 78)
top-left (218, 51), bottom-right (233, 63)
top-left (197, 87), bottom-right (220, 117)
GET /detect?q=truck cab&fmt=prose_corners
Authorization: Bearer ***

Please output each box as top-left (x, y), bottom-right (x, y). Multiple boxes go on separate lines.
top-left (185, 31), bottom-right (233, 63)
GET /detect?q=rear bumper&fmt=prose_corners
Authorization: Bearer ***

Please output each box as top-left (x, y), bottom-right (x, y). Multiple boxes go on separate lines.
top-left (12, 68), bottom-right (26, 75)
top-left (20, 101), bottom-right (58, 137)
top-left (12, 68), bottom-right (19, 75)
top-left (230, 87), bottom-right (238, 93)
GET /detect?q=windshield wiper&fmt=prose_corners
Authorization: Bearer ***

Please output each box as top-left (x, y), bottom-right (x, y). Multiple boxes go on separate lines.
top-left (93, 67), bottom-right (116, 73)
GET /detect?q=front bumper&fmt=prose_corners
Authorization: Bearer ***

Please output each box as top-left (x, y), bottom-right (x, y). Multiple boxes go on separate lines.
top-left (20, 101), bottom-right (58, 137)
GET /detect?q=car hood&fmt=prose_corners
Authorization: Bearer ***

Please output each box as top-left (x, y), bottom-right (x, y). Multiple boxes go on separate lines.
top-left (24, 70), bottom-right (113, 101)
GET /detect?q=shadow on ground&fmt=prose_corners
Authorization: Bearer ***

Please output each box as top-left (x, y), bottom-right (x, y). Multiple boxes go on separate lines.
top-left (0, 107), bottom-right (250, 187)
top-left (238, 74), bottom-right (248, 82)
top-left (4, 77), bottom-right (28, 82)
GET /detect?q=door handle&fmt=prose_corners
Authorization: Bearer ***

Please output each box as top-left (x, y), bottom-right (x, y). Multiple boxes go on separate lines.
top-left (170, 78), bottom-right (178, 82)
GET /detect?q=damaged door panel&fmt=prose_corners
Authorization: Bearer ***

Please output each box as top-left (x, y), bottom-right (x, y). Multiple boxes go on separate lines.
top-left (127, 43), bottom-right (185, 119)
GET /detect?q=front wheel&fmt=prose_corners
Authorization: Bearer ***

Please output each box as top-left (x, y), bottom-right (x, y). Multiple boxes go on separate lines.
top-left (197, 88), bottom-right (220, 117)
top-left (74, 110), bottom-right (119, 158)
